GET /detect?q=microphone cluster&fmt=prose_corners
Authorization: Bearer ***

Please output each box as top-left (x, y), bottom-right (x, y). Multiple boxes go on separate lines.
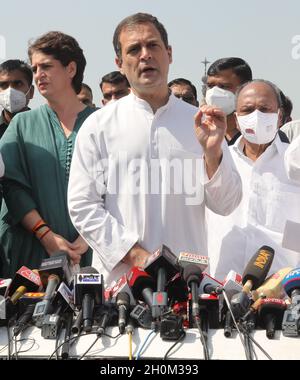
top-left (1, 245), bottom-right (300, 360)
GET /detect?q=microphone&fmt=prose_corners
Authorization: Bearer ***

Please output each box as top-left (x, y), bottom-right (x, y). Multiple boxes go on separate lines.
top-left (7, 266), bottom-right (41, 297)
top-left (96, 303), bottom-right (118, 336)
top-left (17, 292), bottom-right (45, 318)
top-left (243, 267), bottom-right (292, 320)
top-left (219, 271), bottom-right (243, 338)
top-left (41, 282), bottom-right (75, 339)
top-left (4, 286), bottom-right (27, 321)
top-left (251, 267), bottom-right (292, 302)
top-left (61, 312), bottom-right (74, 360)
top-left (230, 246), bottom-right (275, 319)
top-left (33, 273), bottom-right (60, 327)
top-left (198, 273), bottom-right (223, 295)
top-left (144, 245), bottom-right (179, 317)
top-left (71, 309), bottom-right (83, 335)
top-left (282, 268), bottom-right (300, 336)
top-left (242, 246), bottom-right (275, 292)
top-left (127, 267), bottom-right (155, 308)
top-left (167, 273), bottom-right (189, 304)
top-left (257, 298), bottom-right (287, 339)
top-left (38, 251), bottom-right (73, 288)
top-left (178, 252), bottom-right (209, 273)
top-left (116, 292), bottom-right (130, 334)
top-left (182, 265), bottom-right (203, 318)
top-left (13, 304), bottom-right (36, 337)
top-left (74, 267), bottom-right (103, 332)
top-left (110, 274), bottom-right (136, 306)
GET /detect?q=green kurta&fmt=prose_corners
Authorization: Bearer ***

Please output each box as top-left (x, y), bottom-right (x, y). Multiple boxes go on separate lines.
top-left (0, 104), bottom-right (95, 277)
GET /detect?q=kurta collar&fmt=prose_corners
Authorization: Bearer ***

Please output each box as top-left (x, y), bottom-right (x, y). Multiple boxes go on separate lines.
top-left (128, 91), bottom-right (176, 114)
top-left (233, 133), bottom-right (285, 163)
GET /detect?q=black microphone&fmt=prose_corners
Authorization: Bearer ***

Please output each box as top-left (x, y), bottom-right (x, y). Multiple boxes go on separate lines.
top-left (144, 245), bottom-right (179, 292)
top-left (144, 245), bottom-right (179, 317)
top-left (258, 298), bottom-right (286, 339)
top-left (96, 303), bottom-right (117, 336)
top-left (127, 267), bottom-right (155, 308)
top-left (116, 292), bottom-right (130, 334)
top-left (71, 309), bottom-right (83, 335)
top-left (13, 304), bottom-right (36, 337)
top-left (182, 265), bottom-right (203, 318)
top-left (61, 312), bottom-right (74, 360)
top-left (74, 267), bottom-right (103, 332)
top-left (38, 251), bottom-right (73, 288)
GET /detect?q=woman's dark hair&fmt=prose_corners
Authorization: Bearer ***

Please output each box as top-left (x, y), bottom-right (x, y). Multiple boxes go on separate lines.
top-left (28, 31), bottom-right (86, 94)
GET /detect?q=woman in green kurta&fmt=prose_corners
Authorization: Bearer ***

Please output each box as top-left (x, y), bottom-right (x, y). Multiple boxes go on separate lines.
top-left (0, 31), bottom-right (96, 277)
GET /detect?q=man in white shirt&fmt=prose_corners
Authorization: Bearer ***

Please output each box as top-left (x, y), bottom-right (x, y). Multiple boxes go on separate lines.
top-left (207, 79), bottom-right (300, 280)
top-left (285, 132), bottom-right (300, 183)
top-left (68, 13), bottom-right (242, 285)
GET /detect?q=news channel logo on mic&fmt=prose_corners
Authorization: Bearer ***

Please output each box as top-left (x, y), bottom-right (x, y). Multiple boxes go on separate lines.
top-left (0, 35), bottom-right (6, 61)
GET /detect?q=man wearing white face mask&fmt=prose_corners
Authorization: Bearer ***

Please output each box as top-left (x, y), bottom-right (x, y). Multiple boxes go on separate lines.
top-left (0, 60), bottom-right (34, 138)
top-left (206, 79), bottom-right (300, 279)
top-left (205, 57), bottom-right (252, 146)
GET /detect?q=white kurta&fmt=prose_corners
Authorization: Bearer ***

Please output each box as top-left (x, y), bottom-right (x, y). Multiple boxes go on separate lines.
top-left (207, 135), bottom-right (300, 281)
top-left (68, 93), bottom-right (242, 285)
top-left (284, 132), bottom-right (300, 183)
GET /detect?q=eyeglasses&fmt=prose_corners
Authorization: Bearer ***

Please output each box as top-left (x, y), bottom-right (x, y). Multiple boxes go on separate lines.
top-left (174, 93), bottom-right (196, 105)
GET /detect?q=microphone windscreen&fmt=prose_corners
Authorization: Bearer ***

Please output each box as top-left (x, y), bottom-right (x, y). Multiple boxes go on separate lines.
top-left (116, 292), bottom-right (130, 307)
top-left (242, 246), bottom-right (275, 289)
top-left (182, 265), bottom-right (203, 286)
top-left (79, 266), bottom-right (99, 274)
top-left (282, 268), bottom-right (300, 297)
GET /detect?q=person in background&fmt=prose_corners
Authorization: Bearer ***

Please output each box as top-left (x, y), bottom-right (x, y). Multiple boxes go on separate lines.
top-left (280, 93), bottom-right (300, 142)
top-left (168, 77), bottom-right (198, 106)
top-left (77, 82), bottom-right (95, 107)
top-left (0, 31), bottom-right (96, 277)
top-left (99, 70), bottom-right (130, 105)
top-left (0, 59), bottom-right (34, 139)
top-left (206, 79), bottom-right (300, 279)
top-left (205, 57), bottom-right (252, 145)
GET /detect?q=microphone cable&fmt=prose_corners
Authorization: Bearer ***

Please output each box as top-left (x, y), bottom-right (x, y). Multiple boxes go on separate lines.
top-left (163, 330), bottom-right (186, 360)
top-left (78, 330), bottom-right (122, 360)
top-left (194, 315), bottom-right (210, 360)
top-left (78, 335), bottom-right (100, 360)
top-left (222, 289), bottom-right (273, 360)
top-left (135, 330), bottom-right (157, 360)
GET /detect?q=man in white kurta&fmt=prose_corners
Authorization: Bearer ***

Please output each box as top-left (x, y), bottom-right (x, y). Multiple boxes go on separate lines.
top-left (207, 80), bottom-right (300, 281)
top-left (284, 132), bottom-right (300, 183)
top-left (68, 13), bottom-right (242, 285)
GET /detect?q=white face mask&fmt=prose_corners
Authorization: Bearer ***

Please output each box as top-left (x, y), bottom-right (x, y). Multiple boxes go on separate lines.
top-left (236, 109), bottom-right (279, 144)
top-left (205, 86), bottom-right (236, 115)
top-left (0, 87), bottom-right (29, 113)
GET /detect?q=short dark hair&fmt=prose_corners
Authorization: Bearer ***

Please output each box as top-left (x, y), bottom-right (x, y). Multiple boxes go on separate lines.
top-left (168, 78), bottom-right (198, 100)
top-left (28, 31), bottom-right (86, 94)
top-left (81, 82), bottom-right (93, 96)
top-left (0, 59), bottom-right (33, 86)
top-left (207, 57), bottom-right (252, 84)
top-left (100, 71), bottom-right (130, 90)
top-left (113, 13), bottom-right (169, 60)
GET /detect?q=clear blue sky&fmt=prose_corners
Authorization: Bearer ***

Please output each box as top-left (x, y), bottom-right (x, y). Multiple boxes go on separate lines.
top-left (1, 0), bottom-right (300, 117)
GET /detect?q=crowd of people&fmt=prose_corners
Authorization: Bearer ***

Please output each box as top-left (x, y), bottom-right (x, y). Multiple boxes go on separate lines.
top-left (0, 12), bottom-right (299, 286)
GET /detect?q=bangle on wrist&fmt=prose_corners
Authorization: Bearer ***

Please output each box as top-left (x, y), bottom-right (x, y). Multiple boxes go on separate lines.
top-left (38, 227), bottom-right (51, 240)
